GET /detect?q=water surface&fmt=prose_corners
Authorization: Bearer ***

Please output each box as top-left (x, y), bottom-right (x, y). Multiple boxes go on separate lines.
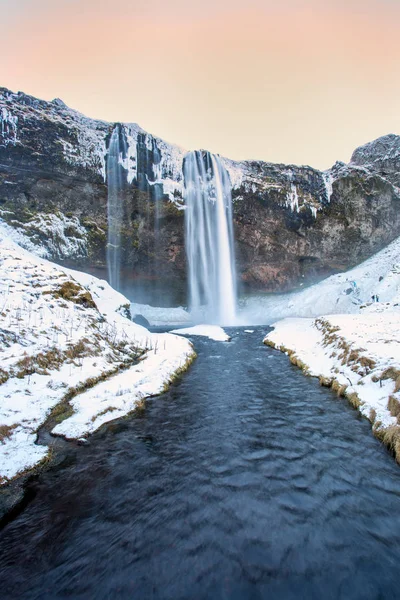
top-left (1, 328), bottom-right (400, 599)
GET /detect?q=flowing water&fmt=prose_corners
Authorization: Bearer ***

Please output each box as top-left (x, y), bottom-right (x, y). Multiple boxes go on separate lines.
top-left (106, 126), bottom-right (127, 291)
top-left (1, 329), bottom-right (400, 599)
top-left (184, 152), bottom-right (237, 325)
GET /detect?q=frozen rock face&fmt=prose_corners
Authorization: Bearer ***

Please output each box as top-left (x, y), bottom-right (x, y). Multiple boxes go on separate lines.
top-left (1, 87), bottom-right (400, 299)
top-left (350, 134), bottom-right (400, 188)
top-left (0, 88), bottom-right (186, 304)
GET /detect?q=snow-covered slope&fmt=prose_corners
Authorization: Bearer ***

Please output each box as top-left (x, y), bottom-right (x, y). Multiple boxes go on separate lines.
top-left (241, 233), bottom-right (400, 323)
top-left (0, 222), bottom-right (195, 484)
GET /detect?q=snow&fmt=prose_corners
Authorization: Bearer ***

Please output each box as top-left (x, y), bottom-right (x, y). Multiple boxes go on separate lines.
top-left (115, 124), bottom-right (186, 204)
top-left (0, 106), bottom-right (18, 146)
top-left (170, 325), bottom-right (231, 342)
top-left (0, 221), bottom-right (195, 484)
top-left (240, 233), bottom-right (400, 324)
top-left (264, 314), bottom-right (400, 431)
top-left (131, 302), bottom-right (191, 327)
top-left (287, 183), bottom-right (299, 212)
top-left (221, 156), bottom-right (247, 190)
top-left (322, 170), bottom-right (334, 202)
top-left (120, 123), bottom-right (140, 184)
top-left (0, 212), bottom-right (89, 259)
top-left (153, 134), bottom-right (186, 203)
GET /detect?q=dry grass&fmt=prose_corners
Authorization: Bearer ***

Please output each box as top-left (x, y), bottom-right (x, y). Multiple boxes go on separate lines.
top-left (369, 408), bottom-right (377, 424)
top-left (263, 338), bottom-right (276, 349)
top-left (15, 348), bottom-right (64, 377)
top-left (347, 391), bottom-right (361, 409)
top-left (90, 406), bottom-right (117, 423)
top-left (47, 280), bottom-right (97, 309)
top-left (388, 395), bottom-right (400, 418)
top-left (0, 369), bottom-right (9, 385)
top-left (376, 426), bottom-right (400, 463)
top-left (381, 367), bottom-right (400, 381)
top-left (48, 402), bottom-right (74, 425)
top-left (377, 368), bottom-right (400, 393)
top-left (331, 379), bottom-right (347, 397)
top-left (13, 339), bottom-right (104, 380)
top-left (0, 423), bottom-right (18, 443)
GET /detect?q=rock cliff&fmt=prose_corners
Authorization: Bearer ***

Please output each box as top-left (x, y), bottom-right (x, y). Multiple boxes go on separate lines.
top-left (1, 87), bottom-right (399, 300)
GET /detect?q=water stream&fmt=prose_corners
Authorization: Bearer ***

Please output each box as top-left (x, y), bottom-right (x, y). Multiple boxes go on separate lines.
top-left (1, 329), bottom-right (400, 599)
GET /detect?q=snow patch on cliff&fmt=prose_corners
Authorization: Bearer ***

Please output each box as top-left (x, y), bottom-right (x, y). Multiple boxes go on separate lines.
top-left (322, 170), bottom-right (334, 202)
top-left (221, 157), bottom-right (246, 190)
top-left (287, 183), bottom-right (299, 212)
top-left (120, 123), bottom-right (141, 184)
top-left (0, 106), bottom-right (18, 146)
top-left (155, 135), bottom-right (186, 203)
top-left (0, 212), bottom-right (89, 259)
top-left (60, 117), bottom-right (108, 181)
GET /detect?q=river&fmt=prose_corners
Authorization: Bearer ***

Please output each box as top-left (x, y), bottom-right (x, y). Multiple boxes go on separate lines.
top-left (1, 328), bottom-right (400, 599)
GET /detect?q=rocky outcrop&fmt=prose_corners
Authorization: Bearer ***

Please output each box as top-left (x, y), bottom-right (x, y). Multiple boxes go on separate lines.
top-left (1, 87), bottom-right (400, 299)
top-left (232, 158), bottom-right (400, 291)
top-left (350, 134), bottom-right (400, 188)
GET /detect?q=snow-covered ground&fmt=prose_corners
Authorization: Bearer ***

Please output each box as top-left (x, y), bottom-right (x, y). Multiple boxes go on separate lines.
top-left (170, 325), bottom-right (231, 342)
top-left (0, 223), bottom-right (195, 485)
top-left (131, 302), bottom-right (191, 327)
top-left (241, 234), bottom-right (400, 324)
top-left (264, 235), bottom-right (400, 462)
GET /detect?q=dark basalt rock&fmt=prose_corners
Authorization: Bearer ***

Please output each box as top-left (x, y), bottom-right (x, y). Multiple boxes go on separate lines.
top-left (1, 86), bottom-right (400, 297)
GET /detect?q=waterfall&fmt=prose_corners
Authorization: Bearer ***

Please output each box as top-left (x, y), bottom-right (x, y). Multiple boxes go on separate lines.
top-left (106, 126), bottom-right (126, 291)
top-left (184, 151), bottom-right (237, 325)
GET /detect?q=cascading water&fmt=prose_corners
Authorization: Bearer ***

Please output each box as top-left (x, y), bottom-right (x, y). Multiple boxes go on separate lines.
top-left (184, 151), bottom-right (237, 325)
top-left (106, 126), bottom-right (126, 291)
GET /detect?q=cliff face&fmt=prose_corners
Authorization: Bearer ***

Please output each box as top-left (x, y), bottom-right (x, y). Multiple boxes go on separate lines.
top-left (232, 159), bottom-right (400, 291)
top-left (1, 87), bottom-right (399, 300)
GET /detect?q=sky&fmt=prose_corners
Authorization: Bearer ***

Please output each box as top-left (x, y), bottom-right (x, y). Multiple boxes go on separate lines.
top-left (1, 0), bottom-right (400, 169)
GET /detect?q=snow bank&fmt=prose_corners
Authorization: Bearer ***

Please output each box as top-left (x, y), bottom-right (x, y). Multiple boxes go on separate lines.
top-left (265, 313), bottom-right (400, 458)
top-left (170, 325), bottom-right (231, 342)
top-left (0, 222), bottom-right (195, 484)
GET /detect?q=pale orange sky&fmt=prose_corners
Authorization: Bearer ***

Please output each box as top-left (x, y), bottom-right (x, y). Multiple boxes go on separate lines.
top-left (2, 0), bottom-right (400, 169)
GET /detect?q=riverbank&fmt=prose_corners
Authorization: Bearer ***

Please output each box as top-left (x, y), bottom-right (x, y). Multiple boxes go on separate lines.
top-left (0, 222), bottom-right (195, 486)
top-left (265, 311), bottom-right (400, 461)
